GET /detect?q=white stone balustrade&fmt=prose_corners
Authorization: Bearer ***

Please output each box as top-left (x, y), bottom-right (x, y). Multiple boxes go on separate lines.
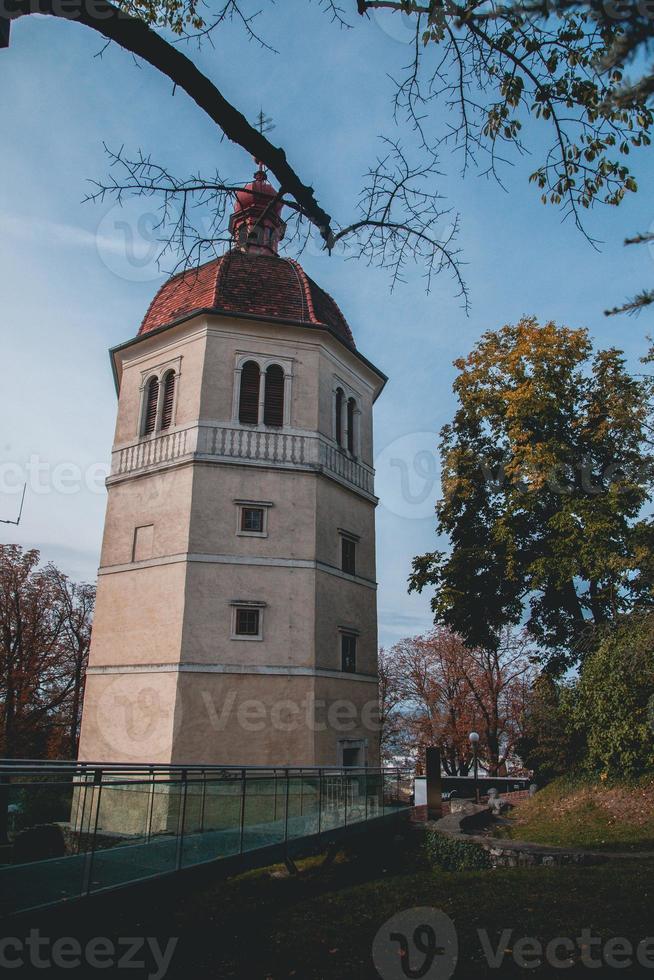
top-left (111, 424), bottom-right (375, 497)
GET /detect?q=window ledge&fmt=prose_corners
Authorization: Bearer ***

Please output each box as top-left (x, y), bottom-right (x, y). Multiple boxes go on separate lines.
top-left (233, 499), bottom-right (274, 508)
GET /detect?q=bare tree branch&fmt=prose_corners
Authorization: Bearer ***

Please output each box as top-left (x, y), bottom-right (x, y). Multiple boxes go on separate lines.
top-left (317, 0), bottom-right (354, 29)
top-left (333, 139), bottom-right (466, 301)
top-left (7, 0), bottom-right (652, 306)
top-left (88, 137), bottom-right (468, 302)
top-left (356, 0), bottom-right (651, 230)
top-left (7, 0), bottom-right (336, 247)
top-left (605, 231), bottom-right (654, 317)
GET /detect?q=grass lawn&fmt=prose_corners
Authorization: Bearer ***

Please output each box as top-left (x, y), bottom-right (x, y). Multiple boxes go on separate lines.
top-left (499, 777), bottom-right (654, 851)
top-left (22, 827), bottom-right (654, 978)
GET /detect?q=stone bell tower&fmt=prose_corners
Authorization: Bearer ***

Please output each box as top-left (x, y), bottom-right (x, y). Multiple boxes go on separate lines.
top-left (78, 164), bottom-right (387, 768)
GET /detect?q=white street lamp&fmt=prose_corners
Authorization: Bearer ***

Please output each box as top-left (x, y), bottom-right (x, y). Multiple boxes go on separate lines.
top-left (469, 731), bottom-right (480, 802)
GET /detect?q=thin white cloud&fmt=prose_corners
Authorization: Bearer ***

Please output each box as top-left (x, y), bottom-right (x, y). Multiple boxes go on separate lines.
top-left (0, 212), bottom-right (127, 255)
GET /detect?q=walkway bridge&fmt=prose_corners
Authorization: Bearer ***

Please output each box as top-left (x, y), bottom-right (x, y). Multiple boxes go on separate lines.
top-left (0, 762), bottom-right (412, 917)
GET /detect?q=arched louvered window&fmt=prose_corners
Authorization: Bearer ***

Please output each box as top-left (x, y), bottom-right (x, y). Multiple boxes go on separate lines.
top-left (143, 376), bottom-right (159, 435)
top-left (347, 397), bottom-right (356, 455)
top-left (264, 364), bottom-right (285, 427)
top-left (335, 388), bottom-right (344, 447)
top-left (239, 360), bottom-right (260, 424)
top-left (160, 371), bottom-right (176, 431)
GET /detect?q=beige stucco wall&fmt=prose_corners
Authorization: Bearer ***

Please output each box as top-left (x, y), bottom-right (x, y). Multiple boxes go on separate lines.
top-left (314, 477), bottom-right (376, 579)
top-left (78, 671), bottom-right (180, 764)
top-left (99, 465), bottom-right (194, 567)
top-left (316, 349), bottom-right (376, 465)
top-left (172, 672), bottom-right (317, 766)
top-left (79, 669), bottom-right (380, 768)
top-left (180, 562), bottom-right (317, 668)
top-left (187, 464), bottom-right (317, 561)
top-left (89, 562), bottom-right (186, 667)
top-left (313, 675), bottom-right (381, 766)
top-left (314, 572), bottom-right (378, 675)
top-left (89, 563), bottom-right (188, 667)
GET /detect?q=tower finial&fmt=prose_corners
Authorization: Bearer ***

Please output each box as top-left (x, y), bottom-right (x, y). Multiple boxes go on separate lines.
top-left (229, 118), bottom-right (286, 256)
top-left (253, 110), bottom-right (275, 180)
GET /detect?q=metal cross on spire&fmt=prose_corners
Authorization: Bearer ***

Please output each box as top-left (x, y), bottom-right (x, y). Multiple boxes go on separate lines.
top-left (255, 109), bottom-right (275, 136)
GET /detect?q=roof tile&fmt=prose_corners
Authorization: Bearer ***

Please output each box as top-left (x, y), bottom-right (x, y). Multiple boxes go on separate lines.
top-left (138, 251), bottom-right (355, 349)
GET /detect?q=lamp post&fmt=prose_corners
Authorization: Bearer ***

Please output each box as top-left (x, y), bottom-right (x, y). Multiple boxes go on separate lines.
top-left (469, 731), bottom-right (480, 803)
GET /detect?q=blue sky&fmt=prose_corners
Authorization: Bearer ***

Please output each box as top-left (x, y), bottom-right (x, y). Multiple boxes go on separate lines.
top-left (2, 1), bottom-right (653, 647)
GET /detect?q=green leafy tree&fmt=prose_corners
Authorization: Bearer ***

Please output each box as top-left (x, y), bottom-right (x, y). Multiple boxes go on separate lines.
top-left (575, 612), bottom-right (654, 779)
top-left (410, 317), bottom-right (654, 672)
top-left (516, 673), bottom-right (583, 783)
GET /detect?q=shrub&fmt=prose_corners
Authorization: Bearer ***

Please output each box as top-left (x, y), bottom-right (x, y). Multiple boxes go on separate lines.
top-left (12, 778), bottom-right (73, 834)
top-left (425, 830), bottom-right (491, 871)
top-left (13, 823), bottom-right (66, 864)
top-left (516, 673), bottom-right (585, 784)
top-left (576, 613), bottom-right (654, 779)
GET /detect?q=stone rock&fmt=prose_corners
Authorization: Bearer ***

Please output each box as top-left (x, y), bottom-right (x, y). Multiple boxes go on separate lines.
top-left (449, 798), bottom-right (478, 815)
top-left (488, 795), bottom-right (509, 816)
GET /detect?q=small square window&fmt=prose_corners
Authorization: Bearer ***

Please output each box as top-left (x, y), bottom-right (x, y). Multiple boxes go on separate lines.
top-left (341, 537), bottom-right (356, 576)
top-left (235, 500), bottom-right (271, 537)
top-left (231, 601), bottom-right (265, 640)
top-left (341, 633), bottom-right (357, 673)
top-left (241, 507), bottom-right (264, 533)
top-left (235, 608), bottom-right (260, 636)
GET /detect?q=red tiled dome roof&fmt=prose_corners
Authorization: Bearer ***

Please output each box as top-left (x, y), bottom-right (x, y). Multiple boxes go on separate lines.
top-left (138, 251), bottom-right (356, 349)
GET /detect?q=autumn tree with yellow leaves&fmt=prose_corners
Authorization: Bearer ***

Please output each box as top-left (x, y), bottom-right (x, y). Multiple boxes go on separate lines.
top-left (410, 317), bottom-right (654, 673)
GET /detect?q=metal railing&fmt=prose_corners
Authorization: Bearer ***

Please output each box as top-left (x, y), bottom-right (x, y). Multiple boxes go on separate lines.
top-left (0, 761), bottom-right (412, 916)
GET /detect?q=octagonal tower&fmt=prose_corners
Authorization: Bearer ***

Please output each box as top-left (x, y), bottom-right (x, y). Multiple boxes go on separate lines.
top-left (78, 165), bottom-right (387, 768)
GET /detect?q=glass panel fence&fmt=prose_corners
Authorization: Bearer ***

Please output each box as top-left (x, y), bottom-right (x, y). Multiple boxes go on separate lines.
top-left (0, 775), bottom-right (86, 913)
top-left (320, 772), bottom-right (345, 831)
top-left (0, 764), bottom-right (411, 914)
top-left (345, 772), bottom-right (367, 824)
top-left (181, 772), bottom-right (244, 867)
top-left (242, 774), bottom-right (286, 851)
top-left (383, 770), bottom-right (402, 812)
top-left (287, 774), bottom-right (320, 838)
top-left (365, 771), bottom-right (384, 820)
top-left (88, 776), bottom-right (181, 892)
top-left (285, 774), bottom-right (315, 839)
